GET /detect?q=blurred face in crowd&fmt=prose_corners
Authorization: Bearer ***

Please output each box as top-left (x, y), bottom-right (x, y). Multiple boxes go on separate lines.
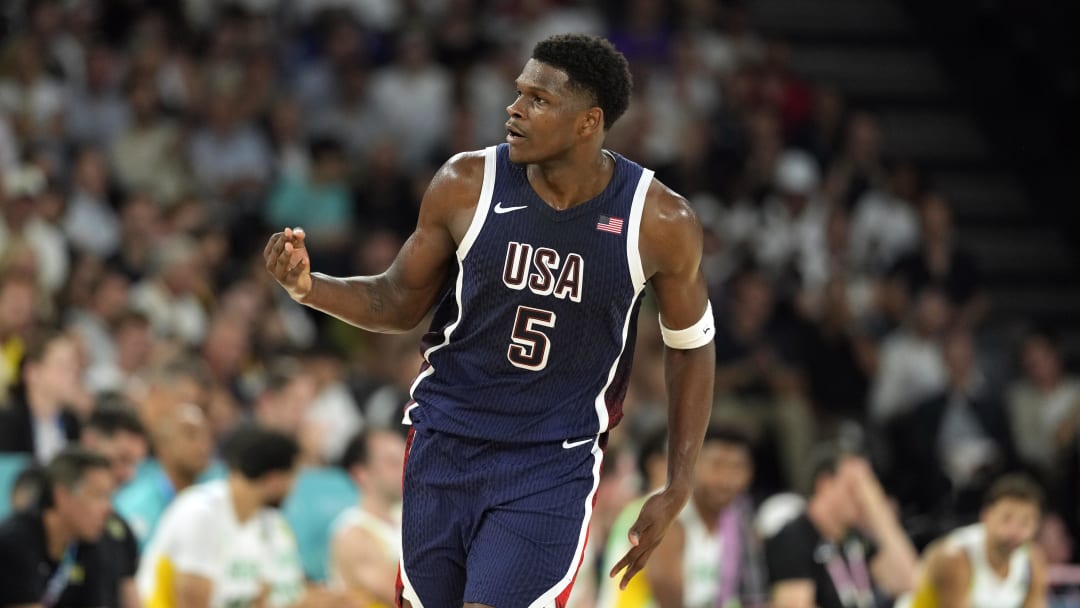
top-left (157, 404), bottom-right (213, 480)
top-left (693, 439), bottom-right (752, 515)
top-left (981, 497), bottom-right (1040, 558)
top-left (944, 330), bottom-right (975, 387)
top-left (83, 429), bottom-right (148, 487)
top-left (74, 148), bottom-right (109, 196)
top-left (55, 468), bottom-right (114, 541)
top-left (913, 289), bottom-right (949, 338)
top-left (814, 460), bottom-right (862, 530)
top-left (0, 277), bottom-right (35, 335)
top-left (259, 465), bottom-right (299, 509)
top-left (26, 336), bottom-right (84, 409)
top-left (920, 194), bottom-right (953, 245)
top-left (1022, 335), bottom-right (1062, 389)
top-left (355, 431), bottom-right (407, 505)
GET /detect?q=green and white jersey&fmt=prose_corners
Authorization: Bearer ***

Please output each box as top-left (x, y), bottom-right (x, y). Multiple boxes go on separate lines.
top-left (136, 480), bottom-right (305, 608)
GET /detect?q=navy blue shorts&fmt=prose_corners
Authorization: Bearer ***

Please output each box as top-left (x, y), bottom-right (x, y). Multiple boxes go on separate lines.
top-left (395, 425), bottom-right (605, 608)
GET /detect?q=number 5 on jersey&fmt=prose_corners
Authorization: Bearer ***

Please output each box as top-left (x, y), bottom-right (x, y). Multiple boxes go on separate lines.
top-left (508, 305), bottom-right (556, 370)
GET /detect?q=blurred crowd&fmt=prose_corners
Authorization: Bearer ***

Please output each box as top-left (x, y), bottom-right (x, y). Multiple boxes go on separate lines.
top-left (1, 0), bottom-right (1079, 606)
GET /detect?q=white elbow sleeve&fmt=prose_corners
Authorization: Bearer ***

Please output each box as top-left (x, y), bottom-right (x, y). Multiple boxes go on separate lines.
top-left (659, 301), bottom-right (715, 349)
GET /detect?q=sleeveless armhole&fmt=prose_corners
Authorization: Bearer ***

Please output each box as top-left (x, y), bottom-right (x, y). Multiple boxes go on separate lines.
top-left (625, 168), bottom-right (654, 290)
top-left (457, 146), bottom-right (498, 260)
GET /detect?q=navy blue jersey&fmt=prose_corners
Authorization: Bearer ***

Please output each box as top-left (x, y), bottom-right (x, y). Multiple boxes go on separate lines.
top-left (407, 144), bottom-right (655, 443)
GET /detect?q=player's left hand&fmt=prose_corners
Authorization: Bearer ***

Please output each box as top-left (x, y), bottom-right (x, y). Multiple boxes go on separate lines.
top-left (608, 488), bottom-right (687, 590)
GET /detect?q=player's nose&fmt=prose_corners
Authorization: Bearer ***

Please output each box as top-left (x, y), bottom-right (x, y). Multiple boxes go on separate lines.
top-left (507, 97), bottom-right (525, 118)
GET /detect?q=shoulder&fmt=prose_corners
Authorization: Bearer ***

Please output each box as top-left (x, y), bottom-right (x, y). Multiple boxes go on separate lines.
top-left (426, 149), bottom-right (488, 201)
top-left (638, 178), bottom-right (702, 277)
top-left (926, 537), bottom-right (973, 584)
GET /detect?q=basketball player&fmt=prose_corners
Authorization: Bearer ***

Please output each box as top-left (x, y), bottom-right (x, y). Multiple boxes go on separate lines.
top-left (905, 474), bottom-right (1047, 608)
top-left (265, 33), bottom-right (715, 607)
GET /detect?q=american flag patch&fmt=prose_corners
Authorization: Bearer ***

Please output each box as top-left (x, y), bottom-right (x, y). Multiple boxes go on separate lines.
top-left (596, 215), bottom-right (624, 234)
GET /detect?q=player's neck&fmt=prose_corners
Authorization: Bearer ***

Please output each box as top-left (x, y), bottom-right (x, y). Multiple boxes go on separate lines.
top-left (985, 543), bottom-right (1013, 576)
top-left (227, 475), bottom-right (263, 523)
top-left (43, 509), bottom-right (75, 561)
top-left (161, 461), bottom-right (198, 494)
top-left (526, 147), bottom-right (613, 211)
top-left (361, 492), bottom-right (394, 523)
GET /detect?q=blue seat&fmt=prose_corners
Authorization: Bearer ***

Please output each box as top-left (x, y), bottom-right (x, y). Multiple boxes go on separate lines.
top-left (0, 454), bottom-right (32, 520)
top-left (282, 467), bottom-right (358, 582)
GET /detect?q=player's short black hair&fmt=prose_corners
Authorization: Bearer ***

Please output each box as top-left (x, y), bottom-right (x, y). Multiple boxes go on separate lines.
top-left (983, 474), bottom-right (1045, 511)
top-left (85, 400), bottom-right (146, 439)
top-left (223, 425), bottom-right (299, 480)
top-left (41, 447), bottom-right (112, 509)
top-left (531, 34), bottom-right (632, 130)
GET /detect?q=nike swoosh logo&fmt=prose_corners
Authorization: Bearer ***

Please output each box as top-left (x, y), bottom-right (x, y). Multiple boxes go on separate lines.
top-left (494, 202), bottom-right (528, 214)
top-left (562, 437), bottom-right (594, 449)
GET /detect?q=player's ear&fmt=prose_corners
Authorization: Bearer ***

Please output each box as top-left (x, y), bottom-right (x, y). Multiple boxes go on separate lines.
top-left (580, 107), bottom-right (604, 137)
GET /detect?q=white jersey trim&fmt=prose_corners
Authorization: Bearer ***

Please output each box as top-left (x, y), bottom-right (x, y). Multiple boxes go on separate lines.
top-left (590, 168), bottom-right (653, 432)
top-left (527, 437), bottom-right (604, 608)
top-left (404, 146), bottom-right (497, 424)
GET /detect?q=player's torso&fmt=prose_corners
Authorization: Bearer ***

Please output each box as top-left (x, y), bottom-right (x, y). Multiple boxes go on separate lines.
top-left (951, 524), bottom-right (1030, 608)
top-left (139, 482), bottom-right (305, 608)
top-left (410, 144), bottom-right (653, 443)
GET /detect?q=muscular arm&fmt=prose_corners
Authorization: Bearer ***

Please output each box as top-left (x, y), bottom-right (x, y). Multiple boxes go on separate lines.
top-left (330, 526), bottom-right (398, 605)
top-left (174, 572), bottom-right (213, 608)
top-left (1024, 547), bottom-right (1048, 608)
top-left (770, 580), bottom-right (816, 608)
top-left (265, 152), bottom-right (484, 333)
top-left (610, 180), bottom-right (714, 588)
top-left (926, 544), bottom-right (973, 608)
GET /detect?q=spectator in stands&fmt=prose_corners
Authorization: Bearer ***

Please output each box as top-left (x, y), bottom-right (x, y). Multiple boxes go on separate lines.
top-left (849, 161), bottom-right (922, 275)
top-left (0, 36), bottom-right (65, 144)
top-left (0, 271), bottom-right (37, 400)
top-left (766, 450), bottom-right (918, 608)
top-left (85, 310), bottom-right (153, 396)
top-left (303, 344), bottom-right (364, 465)
top-left (63, 146), bottom-right (121, 258)
top-left (755, 148), bottom-right (829, 297)
top-left (65, 267), bottom-right (130, 376)
top-left (887, 328), bottom-right (1016, 535)
top-left (869, 287), bottom-right (949, 424)
top-left (640, 427), bottom-right (767, 608)
top-left (1008, 327), bottom-right (1080, 484)
top-left (889, 193), bottom-right (985, 326)
top-left (81, 403), bottom-right (148, 490)
top-left (80, 403), bottom-right (148, 608)
top-left (109, 76), bottom-right (189, 205)
top-left (0, 330), bottom-right (89, 462)
top-left (0, 448), bottom-right (114, 607)
top-left (825, 111), bottom-right (885, 210)
top-left (265, 137), bottom-right (354, 276)
top-left (64, 41), bottom-right (130, 148)
top-left (802, 275), bottom-right (877, 433)
top-left (188, 88), bottom-right (273, 203)
top-left (135, 425), bottom-right (346, 607)
top-left (130, 235), bottom-right (209, 346)
top-left (115, 403), bottom-right (212, 549)
top-left (713, 265), bottom-right (814, 491)
top-left (328, 428), bottom-right (406, 605)
top-left (0, 164), bottom-right (70, 296)
top-left (254, 358), bottom-right (322, 466)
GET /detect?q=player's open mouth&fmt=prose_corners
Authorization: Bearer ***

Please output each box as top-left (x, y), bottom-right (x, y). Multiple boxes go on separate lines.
top-left (506, 124), bottom-right (525, 143)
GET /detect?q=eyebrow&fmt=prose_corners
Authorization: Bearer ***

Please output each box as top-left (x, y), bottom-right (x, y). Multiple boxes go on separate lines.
top-left (515, 81), bottom-right (555, 96)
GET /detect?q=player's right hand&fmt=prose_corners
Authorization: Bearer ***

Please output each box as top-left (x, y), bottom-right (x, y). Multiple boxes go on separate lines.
top-left (264, 227), bottom-right (312, 302)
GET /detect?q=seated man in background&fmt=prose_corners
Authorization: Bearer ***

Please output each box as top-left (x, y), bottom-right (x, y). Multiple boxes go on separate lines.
top-left (114, 402), bottom-right (212, 549)
top-left (767, 449), bottom-right (918, 608)
top-left (327, 428), bottom-right (407, 606)
top-left (0, 448), bottom-right (114, 607)
top-left (135, 425), bottom-right (349, 608)
top-left (905, 474), bottom-right (1047, 608)
top-left (646, 427), bottom-right (766, 608)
